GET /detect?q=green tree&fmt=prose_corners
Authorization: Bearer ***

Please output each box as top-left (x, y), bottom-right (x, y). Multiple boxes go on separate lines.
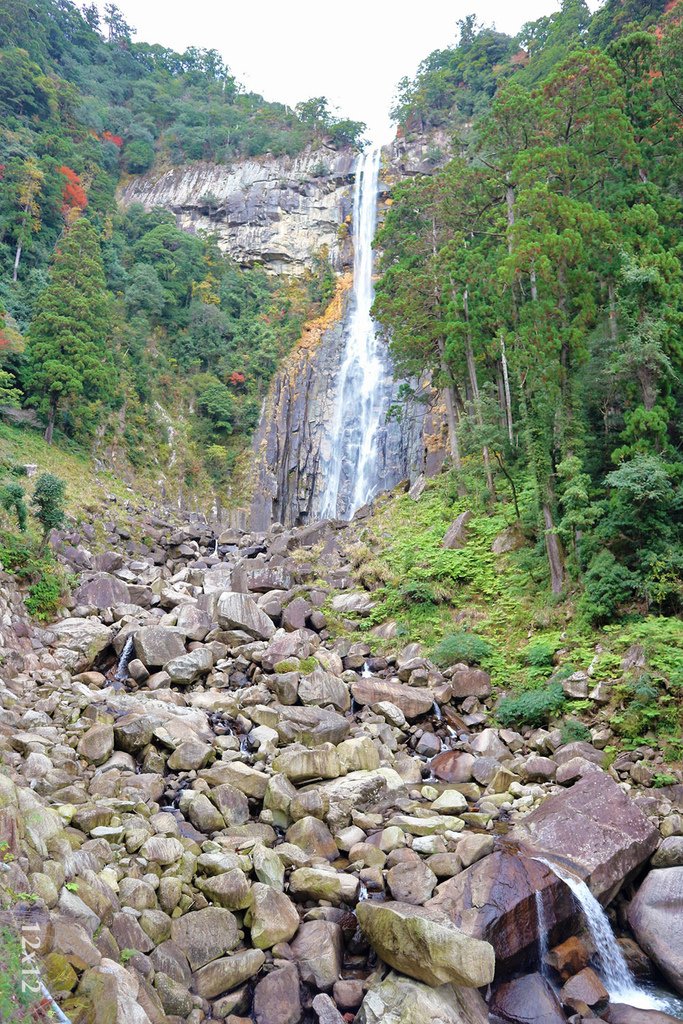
top-left (31, 472), bottom-right (65, 551)
top-left (25, 218), bottom-right (117, 443)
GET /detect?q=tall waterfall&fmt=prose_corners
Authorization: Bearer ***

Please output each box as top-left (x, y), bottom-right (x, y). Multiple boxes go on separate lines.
top-left (319, 145), bottom-right (394, 519)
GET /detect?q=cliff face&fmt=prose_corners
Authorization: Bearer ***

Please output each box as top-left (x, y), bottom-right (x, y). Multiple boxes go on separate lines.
top-left (248, 279), bottom-right (442, 530)
top-left (117, 147), bottom-right (356, 274)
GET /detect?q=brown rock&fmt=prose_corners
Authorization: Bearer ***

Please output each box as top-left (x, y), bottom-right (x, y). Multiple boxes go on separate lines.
top-left (450, 668), bottom-right (492, 700)
top-left (560, 967), bottom-right (608, 1013)
top-left (351, 678), bottom-right (434, 719)
top-left (545, 935), bottom-right (591, 980)
top-left (290, 920), bottom-right (343, 990)
top-left (429, 751), bottom-right (475, 783)
top-left (490, 972), bottom-right (567, 1024)
top-left (253, 963), bottom-right (302, 1024)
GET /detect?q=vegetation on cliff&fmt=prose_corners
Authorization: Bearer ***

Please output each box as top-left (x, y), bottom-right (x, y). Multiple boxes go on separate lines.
top-left (376, 0), bottom-right (683, 622)
top-left (0, 0), bottom-right (348, 494)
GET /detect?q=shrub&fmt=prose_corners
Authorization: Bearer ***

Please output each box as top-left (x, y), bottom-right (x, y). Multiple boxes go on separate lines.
top-left (560, 719), bottom-right (592, 744)
top-left (524, 638), bottom-right (558, 669)
top-left (430, 630), bottom-right (492, 668)
top-left (497, 682), bottom-right (566, 728)
top-left (580, 550), bottom-right (638, 624)
top-left (31, 472), bottom-right (66, 552)
top-left (652, 773), bottom-right (677, 788)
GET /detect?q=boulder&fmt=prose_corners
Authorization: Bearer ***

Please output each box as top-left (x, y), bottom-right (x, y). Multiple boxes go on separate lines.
top-left (216, 591), bottom-right (276, 639)
top-left (356, 900), bottom-right (495, 988)
top-left (442, 511), bottom-right (473, 549)
top-left (351, 678), bottom-right (434, 719)
top-left (450, 667), bottom-right (492, 699)
top-left (77, 724), bottom-right (114, 766)
top-left (490, 972), bottom-right (567, 1024)
top-left (628, 867), bottom-right (683, 995)
top-left (560, 967), bottom-right (608, 1013)
top-left (77, 958), bottom-right (152, 1024)
top-left (355, 971), bottom-right (489, 1024)
top-left (272, 744), bottom-right (342, 783)
top-left (74, 572), bottom-right (130, 608)
top-left (170, 907), bottom-right (240, 970)
top-left (512, 773), bottom-right (659, 901)
top-left (248, 883), bottom-right (300, 949)
top-left (134, 626), bottom-right (186, 667)
top-left (274, 704), bottom-right (350, 746)
top-left (429, 751), bottom-right (475, 783)
top-left (52, 618), bottom-right (113, 664)
top-left (652, 837), bottom-right (683, 868)
top-left (386, 859), bottom-right (437, 905)
top-left (193, 948), bottom-right (265, 999)
top-left (253, 963), bottom-right (302, 1024)
top-left (290, 920), bottom-right (343, 990)
top-left (605, 1006), bottom-right (682, 1024)
top-left (164, 646), bottom-right (213, 684)
top-left (429, 851), bottom-right (575, 969)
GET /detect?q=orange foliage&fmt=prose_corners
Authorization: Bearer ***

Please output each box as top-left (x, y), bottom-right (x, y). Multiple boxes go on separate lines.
top-left (102, 130), bottom-right (124, 147)
top-left (229, 371), bottom-right (246, 385)
top-left (58, 165), bottom-right (88, 217)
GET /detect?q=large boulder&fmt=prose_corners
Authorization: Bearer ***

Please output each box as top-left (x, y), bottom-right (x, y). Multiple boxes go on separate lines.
top-left (355, 971), bottom-right (489, 1024)
top-left (74, 572), bottom-right (130, 609)
top-left (356, 900), bottom-right (495, 988)
top-left (428, 851), bottom-right (575, 970)
top-left (76, 958), bottom-right (153, 1024)
top-left (442, 511), bottom-right (473, 549)
top-left (274, 704), bottom-right (350, 746)
top-left (164, 646), bottom-right (213, 685)
top-left (51, 618), bottom-right (113, 668)
top-left (170, 907), bottom-right (240, 970)
top-left (134, 626), bottom-right (186, 667)
top-left (351, 678), bottom-right (434, 719)
top-left (628, 867), bottom-right (683, 995)
top-left (216, 591), bottom-right (276, 639)
top-left (512, 773), bottom-right (659, 901)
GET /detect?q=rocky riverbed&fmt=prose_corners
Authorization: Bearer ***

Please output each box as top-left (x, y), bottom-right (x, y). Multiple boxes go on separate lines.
top-left (1, 507), bottom-right (682, 1024)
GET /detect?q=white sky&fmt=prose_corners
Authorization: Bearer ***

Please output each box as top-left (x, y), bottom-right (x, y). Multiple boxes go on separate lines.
top-left (109, 1), bottom-right (602, 141)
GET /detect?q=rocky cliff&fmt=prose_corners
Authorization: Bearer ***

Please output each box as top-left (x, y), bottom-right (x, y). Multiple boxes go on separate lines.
top-left (117, 146), bottom-right (356, 274)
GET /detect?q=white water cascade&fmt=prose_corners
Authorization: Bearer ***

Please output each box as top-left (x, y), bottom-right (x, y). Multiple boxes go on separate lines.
top-left (319, 144), bottom-right (394, 519)
top-left (537, 858), bottom-right (667, 1011)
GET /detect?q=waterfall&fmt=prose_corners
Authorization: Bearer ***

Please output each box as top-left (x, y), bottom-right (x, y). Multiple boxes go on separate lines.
top-left (537, 857), bottom-right (666, 1010)
top-left (115, 635), bottom-right (135, 683)
top-left (319, 144), bottom-right (394, 519)
top-left (534, 888), bottom-right (550, 977)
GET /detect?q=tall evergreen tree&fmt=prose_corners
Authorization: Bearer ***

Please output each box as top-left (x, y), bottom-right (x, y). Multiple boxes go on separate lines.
top-left (25, 218), bottom-right (117, 443)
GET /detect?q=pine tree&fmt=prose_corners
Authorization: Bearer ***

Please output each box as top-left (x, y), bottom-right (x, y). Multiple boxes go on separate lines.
top-left (25, 218), bottom-right (116, 443)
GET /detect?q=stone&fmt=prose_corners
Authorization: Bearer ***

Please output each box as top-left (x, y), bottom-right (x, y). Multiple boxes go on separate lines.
top-left (217, 591), bottom-right (276, 639)
top-left (154, 971), bottom-right (194, 1017)
top-left (170, 907), bottom-right (240, 970)
top-left (356, 900), bottom-right (495, 988)
top-left (286, 817), bottom-right (338, 861)
top-left (512, 773), bottom-right (659, 901)
top-left (175, 603), bottom-right (212, 640)
top-left (77, 724), bottom-right (114, 766)
top-left (442, 511), bottom-right (473, 549)
top-left (198, 868), bottom-right (251, 910)
top-left (211, 783), bottom-right (250, 825)
top-left (450, 667), bottom-right (492, 699)
top-left (290, 920), bottom-right (343, 990)
top-left (429, 852), bottom-right (575, 969)
top-left (545, 936), bottom-right (591, 980)
top-left (605, 1006), bottom-right (682, 1024)
top-left (74, 573), bottom-right (130, 609)
top-left (355, 971), bottom-right (489, 1024)
top-left (187, 793), bottom-right (225, 833)
top-left (134, 626), bottom-right (186, 667)
top-left (336, 736), bottom-right (380, 773)
top-left (386, 859), bottom-right (437, 905)
top-left (167, 738), bottom-right (213, 771)
top-left (429, 751), bottom-right (475, 783)
top-left (193, 948), bottom-right (266, 999)
top-left (274, 705), bottom-right (350, 747)
top-left (456, 834), bottom-right (494, 868)
top-left (628, 867), bottom-right (683, 995)
top-left (202, 761), bottom-right (269, 798)
top-left (490, 972), bottom-right (567, 1024)
top-left (253, 963), bottom-right (302, 1024)
top-left (519, 756), bottom-right (557, 783)
top-left (469, 728), bottom-right (510, 760)
top-left (141, 836), bottom-right (184, 866)
top-left (351, 677), bottom-right (434, 719)
top-left (248, 883), bottom-right (300, 948)
top-left (652, 837), bottom-right (683, 868)
top-left (164, 646), bottom-right (213, 684)
top-left (331, 592), bottom-right (375, 615)
top-left (288, 867), bottom-right (359, 905)
top-left (333, 979), bottom-right (364, 1011)
top-left (77, 958), bottom-right (153, 1024)
top-left (272, 744), bottom-right (342, 783)
top-left (431, 789), bottom-right (468, 814)
top-left (299, 669), bottom-right (350, 712)
top-left (560, 967), bottom-right (609, 1013)
top-left (52, 618), bottom-right (113, 666)
top-left (312, 993), bottom-right (345, 1024)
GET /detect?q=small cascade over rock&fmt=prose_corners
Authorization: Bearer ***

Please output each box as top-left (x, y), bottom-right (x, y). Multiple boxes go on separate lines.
top-left (538, 857), bottom-right (667, 1011)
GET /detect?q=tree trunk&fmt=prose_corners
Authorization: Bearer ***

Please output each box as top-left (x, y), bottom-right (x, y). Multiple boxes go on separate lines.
top-left (543, 503), bottom-right (564, 595)
top-left (462, 288), bottom-right (495, 497)
top-left (500, 333), bottom-right (514, 445)
top-left (437, 337), bottom-right (463, 478)
top-left (607, 279), bottom-right (618, 343)
top-left (44, 402), bottom-right (56, 445)
top-left (12, 241), bottom-right (22, 283)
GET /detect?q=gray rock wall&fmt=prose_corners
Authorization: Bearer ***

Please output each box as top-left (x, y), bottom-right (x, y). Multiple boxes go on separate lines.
top-left (117, 147), bottom-right (356, 275)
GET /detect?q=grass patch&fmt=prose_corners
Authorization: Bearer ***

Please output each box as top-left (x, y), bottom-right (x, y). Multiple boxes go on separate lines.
top-left (0, 926), bottom-right (44, 1023)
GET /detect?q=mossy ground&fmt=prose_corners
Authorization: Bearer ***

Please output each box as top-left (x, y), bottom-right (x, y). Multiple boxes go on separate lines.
top-left (0, 927), bottom-right (46, 1024)
top-left (326, 475), bottom-right (683, 761)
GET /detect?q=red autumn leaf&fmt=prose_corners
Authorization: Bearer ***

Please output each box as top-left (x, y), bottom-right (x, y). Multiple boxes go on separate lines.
top-left (58, 165), bottom-right (88, 216)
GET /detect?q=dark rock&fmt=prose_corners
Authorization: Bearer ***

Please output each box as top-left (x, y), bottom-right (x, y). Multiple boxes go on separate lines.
top-left (442, 511), bottom-right (473, 550)
top-left (490, 973), bottom-right (567, 1024)
top-left (253, 963), bottom-right (302, 1024)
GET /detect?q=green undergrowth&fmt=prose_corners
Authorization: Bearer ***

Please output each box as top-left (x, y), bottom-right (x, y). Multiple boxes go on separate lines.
top-left (327, 475), bottom-right (683, 757)
top-left (0, 926), bottom-right (44, 1024)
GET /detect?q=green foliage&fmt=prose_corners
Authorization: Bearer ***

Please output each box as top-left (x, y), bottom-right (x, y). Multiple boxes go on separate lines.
top-left (560, 719), bottom-right (592, 743)
top-left (523, 637), bottom-right (558, 669)
top-left (0, 482), bottom-right (27, 531)
top-left (31, 472), bottom-right (66, 546)
top-left (497, 682), bottom-right (567, 727)
top-left (652, 772), bottom-right (677, 788)
top-left (430, 630), bottom-right (492, 668)
top-left (0, 534), bottom-right (69, 621)
top-left (0, 926), bottom-right (43, 1024)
